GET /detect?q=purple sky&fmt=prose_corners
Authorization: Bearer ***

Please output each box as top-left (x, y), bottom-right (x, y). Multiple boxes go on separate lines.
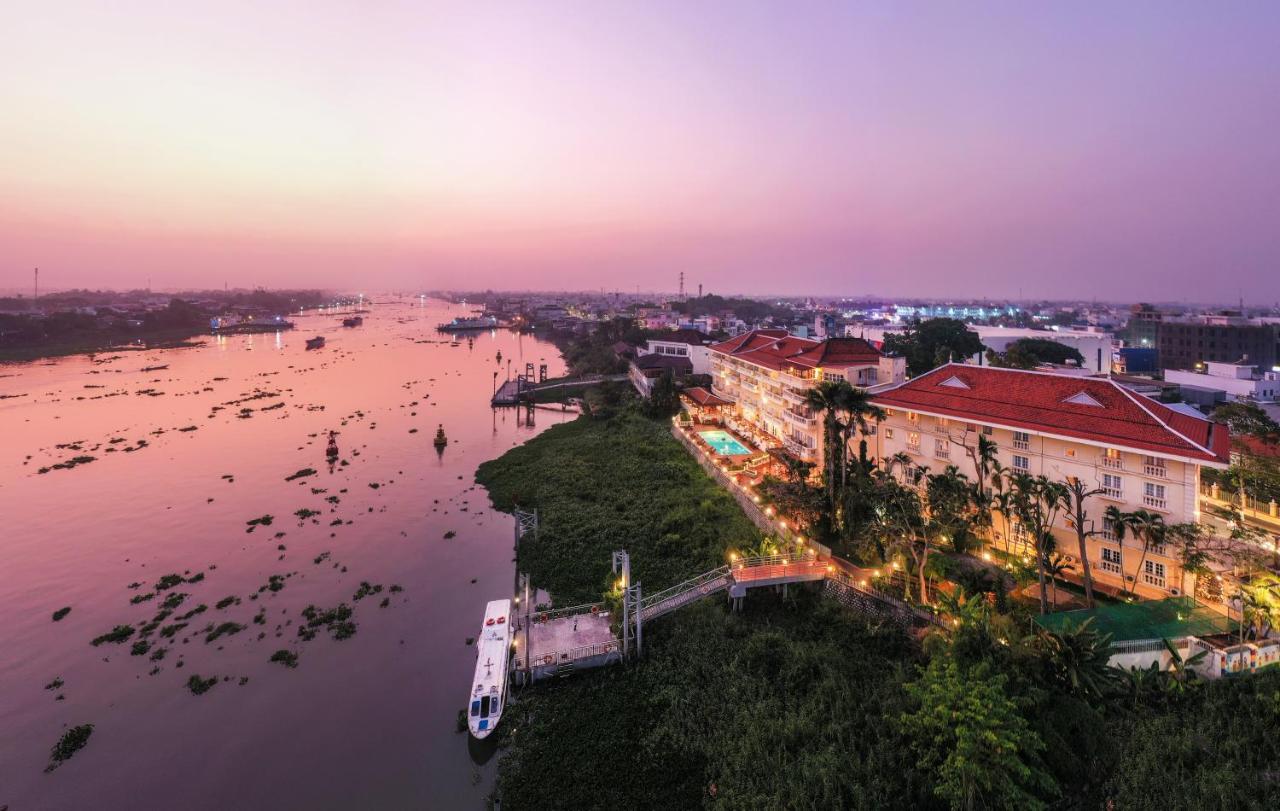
top-left (2, 2), bottom-right (1278, 301)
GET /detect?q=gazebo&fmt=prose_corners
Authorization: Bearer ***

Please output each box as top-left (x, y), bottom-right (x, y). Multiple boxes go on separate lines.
top-left (680, 386), bottom-right (732, 424)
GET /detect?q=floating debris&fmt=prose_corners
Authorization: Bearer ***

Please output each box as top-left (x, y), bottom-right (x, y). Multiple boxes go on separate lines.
top-left (284, 468), bottom-right (317, 482)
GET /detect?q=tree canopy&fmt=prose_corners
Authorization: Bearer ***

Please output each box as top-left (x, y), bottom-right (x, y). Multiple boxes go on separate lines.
top-left (882, 318), bottom-right (986, 376)
top-left (986, 337), bottom-right (1085, 369)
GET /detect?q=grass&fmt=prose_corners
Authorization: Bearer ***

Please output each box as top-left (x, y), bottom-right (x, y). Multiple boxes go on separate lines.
top-left (476, 409), bottom-right (760, 604)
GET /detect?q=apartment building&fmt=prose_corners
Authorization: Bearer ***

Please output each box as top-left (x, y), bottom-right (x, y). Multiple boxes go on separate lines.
top-left (866, 365), bottom-right (1231, 599)
top-left (709, 330), bottom-right (905, 463)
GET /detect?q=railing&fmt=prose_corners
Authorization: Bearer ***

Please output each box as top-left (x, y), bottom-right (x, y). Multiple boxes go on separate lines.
top-left (934, 444), bottom-right (950, 460)
top-left (1111, 638), bottom-right (1172, 655)
top-left (1100, 455), bottom-right (1124, 470)
top-left (933, 422), bottom-right (948, 434)
top-left (526, 601), bottom-right (607, 625)
top-left (1101, 486), bottom-right (1123, 500)
top-left (640, 566), bottom-right (732, 620)
top-left (513, 638), bottom-right (623, 670)
top-left (1141, 573), bottom-right (1166, 589)
top-left (1143, 495), bottom-right (1167, 510)
top-left (784, 409), bottom-right (816, 426)
top-left (1013, 438), bottom-right (1030, 450)
top-left (1143, 463), bottom-right (1167, 478)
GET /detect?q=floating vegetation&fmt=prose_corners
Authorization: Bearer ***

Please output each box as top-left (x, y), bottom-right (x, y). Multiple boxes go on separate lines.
top-left (159, 622), bottom-right (188, 638)
top-left (52, 606), bottom-right (72, 622)
top-left (130, 640), bottom-right (151, 657)
top-left (215, 595), bottom-right (238, 610)
top-left (253, 609), bottom-right (267, 625)
top-left (443, 531), bottom-right (456, 539)
top-left (294, 508), bottom-right (320, 520)
top-left (313, 552), bottom-right (331, 565)
top-left (298, 603), bottom-right (356, 641)
top-left (269, 649), bottom-right (299, 668)
top-left (45, 677), bottom-right (64, 691)
top-left (379, 597), bottom-right (390, 608)
top-left (176, 604), bottom-right (207, 621)
top-left (91, 625), bottom-right (135, 646)
top-left (130, 592), bottom-right (156, 605)
top-left (186, 572), bottom-right (205, 584)
top-left (150, 646), bottom-right (167, 661)
top-left (261, 574), bottom-right (286, 593)
top-left (38, 455), bottom-right (97, 474)
top-left (154, 574), bottom-right (184, 591)
top-left (246, 515), bottom-right (274, 532)
top-left (204, 622), bottom-right (246, 643)
top-left (46, 724), bottom-right (94, 771)
top-left (160, 592), bottom-right (187, 611)
top-left (186, 675), bottom-right (217, 695)
top-left (284, 468), bottom-right (317, 482)
top-left (352, 582), bottom-right (383, 601)
top-left (261, 401), bottom-right (285, 411)
top-left (177, 425), bottom-right (198, 432)
top-left (389, 584), bottom-right (404, 593)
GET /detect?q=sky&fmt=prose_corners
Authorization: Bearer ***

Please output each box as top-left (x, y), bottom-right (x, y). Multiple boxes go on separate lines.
top-left (2, 1), bottom-right (1279, 301)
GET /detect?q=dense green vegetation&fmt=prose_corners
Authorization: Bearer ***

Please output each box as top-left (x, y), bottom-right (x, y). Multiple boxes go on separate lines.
top-left (882, 318), bottom-right (986, 376)
top-left (986, 337), bottom-right (1086, 369)
top-left (480, 404), bottom-right (1280, 810)
top-left (476, 409), bottom-right (759, 603)
top-left (670, 294), bottom-right (789, 323)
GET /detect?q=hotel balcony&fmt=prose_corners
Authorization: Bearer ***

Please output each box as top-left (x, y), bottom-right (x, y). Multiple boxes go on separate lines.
top-left (784, 437), bottom-right (818, 461)
top-left (1100, 455), bottom-right (1124, 471)
top-left (1143, 462), bottom-right (1167, 478)
top-left (783, 409), bottom-right (816, 427)
top-left (1143, 495), bottom-right (1168, 511)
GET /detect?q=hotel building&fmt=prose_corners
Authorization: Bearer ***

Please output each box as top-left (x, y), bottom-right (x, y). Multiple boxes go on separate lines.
top-left (866, 365), bottom-right (1231, 599)
top-left (708, 330), bottom-right (905, 463)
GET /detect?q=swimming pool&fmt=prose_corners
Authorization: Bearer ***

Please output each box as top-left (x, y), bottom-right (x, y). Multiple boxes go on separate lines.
top-left (700, 429), bottom-right (752, 456)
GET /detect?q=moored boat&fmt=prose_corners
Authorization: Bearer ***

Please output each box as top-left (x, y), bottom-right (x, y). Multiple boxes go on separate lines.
top-left (436, 315), bottom-right (499, 331)
top-left (342, 316), bottom-right (363, 327)
top-left (305, 336), bottom-right (325, 350)
top-left (468, 599), bottom-right (511, 739)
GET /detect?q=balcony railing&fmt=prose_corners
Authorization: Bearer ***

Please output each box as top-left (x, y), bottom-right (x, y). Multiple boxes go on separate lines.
top-left (1143, 463), bottom-right (1167, 478)
top-left (1100, 455), bottom-right (1124, 470)
top-left (1101, 486), bottom-right (1123, 500)
top-left (1143, 495), bottom-right (1167, 510)
top-left (1012, 437), bottom-right (1029, 450)
top-left (784, 438), bottom-right (818, 460)
top-left (934, 445), bottom-right (950, 460)
top-left (1097, 558), bottom-right (1122, 575)
top-left (783, 409), bottom-right (816, 426)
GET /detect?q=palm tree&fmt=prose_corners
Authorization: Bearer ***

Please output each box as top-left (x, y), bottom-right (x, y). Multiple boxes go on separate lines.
top-left (804, 381), bottom-right (846, 509)
top-left (1028, 617), bottom-right (1116, 701)
top-left (1058, 478), bottom-right (1105, 608)
top-left (1104, 507), bottom-right (1165, 598)
top-left (1009, 473), bottom-right (1068, 615)
top-left (990, 488), bottom-right (1015, 554)
top-left (963, 434), bottom-right (1000, 504)
top-left (835, 384), bottom-right (885, 494)
top-left (1043, 552), bottom-right (1074, 610)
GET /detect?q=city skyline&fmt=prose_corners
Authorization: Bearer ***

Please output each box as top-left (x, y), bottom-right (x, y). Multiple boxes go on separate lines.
top-left (4, 2), bottom-right (1279, 300)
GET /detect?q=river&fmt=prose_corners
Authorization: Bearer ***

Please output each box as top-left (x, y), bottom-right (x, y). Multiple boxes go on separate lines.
top-left (0, 298), bottom-right (573, 809)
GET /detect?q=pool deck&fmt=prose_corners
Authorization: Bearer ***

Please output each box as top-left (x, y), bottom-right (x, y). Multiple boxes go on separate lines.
top-left (694, 426), bottom-right (757, 459)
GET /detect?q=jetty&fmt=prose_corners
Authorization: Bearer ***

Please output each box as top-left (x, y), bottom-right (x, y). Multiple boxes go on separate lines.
top-left (491, 373), bottom-right (627, 406)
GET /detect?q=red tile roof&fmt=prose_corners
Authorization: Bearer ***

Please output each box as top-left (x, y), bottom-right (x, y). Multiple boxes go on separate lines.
top-left (871, 364), bottom-right (1230, 466)
top-left (709, 330), bottom-right (882, 373)
top-left (681, 386), bottom-right (731, 407)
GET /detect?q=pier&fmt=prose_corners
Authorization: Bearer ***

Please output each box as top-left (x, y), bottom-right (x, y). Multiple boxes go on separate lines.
top-left (491, 373), bottom-right (628, 406)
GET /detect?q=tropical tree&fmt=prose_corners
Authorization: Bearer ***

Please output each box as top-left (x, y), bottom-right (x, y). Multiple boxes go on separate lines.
top-left (1161, 638), bottom-right (1208, 695)
top-left (1008, 473), bottom-right (1069, 614)
top-left (882, 317), bottom-right (987, 377)
top-left (902, 658), bottom-right (1056, 810)
top-left (1025, 617), bottom-right (1116, 701)
top-left (1103, 508), bottom-right (1198, 598)
top-left (1043, 553), bottom-right (1074, 610)
top-left (834, 383), bottom-right (884, 494)
top-left (1057, 477), bottom-right (1106, 608)
top-left (803, 380), bottom-right (846, 509)
top-left (868, 476), bottom-right (929, 602)
top-left (926, 465), bottom-right (978, 554)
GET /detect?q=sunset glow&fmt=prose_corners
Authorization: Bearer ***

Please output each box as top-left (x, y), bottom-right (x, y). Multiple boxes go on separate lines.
top-left (4, 2), bottom-right (1279, 298)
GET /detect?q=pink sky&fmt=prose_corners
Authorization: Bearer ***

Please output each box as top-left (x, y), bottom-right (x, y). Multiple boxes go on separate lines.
top-left (3, 2), bottom-right (1279, 301)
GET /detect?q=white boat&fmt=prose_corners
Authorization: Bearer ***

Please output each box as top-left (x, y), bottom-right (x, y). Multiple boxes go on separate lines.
top-left (468, 598), bottom-right (511, 739)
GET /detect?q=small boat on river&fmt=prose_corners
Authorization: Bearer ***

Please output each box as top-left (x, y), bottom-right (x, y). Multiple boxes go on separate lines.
top-left (468, 599), bottom-right (511, 739)
top-left (305, 336), bottom-right (325, 350)
top-left (342, 316), bottom-right (363, 327)
top-left (433, 425), bottom-right (448, 447)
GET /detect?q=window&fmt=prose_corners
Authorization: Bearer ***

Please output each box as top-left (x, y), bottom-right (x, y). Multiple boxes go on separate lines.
top-left (934, 417), bottom-right (949, 433)
top-left (1100, 516), bottom-right (1118, 541)
top-left (982, 425), bottom-right (993, 435)
top-left (1065, 448), bottom-right (1076, 458)
top-left (1143, 560), bottom-right (1167, 587)
top-left (1143, 482), bottom-right (1167, 510)
top-left (934, 438), bottom-right (950, 460)
top-left (1013, 431), bottom-right (1030, 450)
top-left (1102, 448), bottom-right (1123, 469)
top-left (907, 411), bottom-right (919, 423)
top-left (1143, 455), bottom-right (1166, 477)
top-left (1102, 473), bottom-right (1123, 499)
top-left (1012, 455), bottom-right (1030, 471)
top-left (1100, 547), bottom-right (1122, 574)
top-left (907, 431), bottom-right (921, 452)
top-left (884, 427), bottom-right (894, 440)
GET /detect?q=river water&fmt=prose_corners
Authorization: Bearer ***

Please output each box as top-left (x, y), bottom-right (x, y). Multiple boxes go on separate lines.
top-left (0, 299), bottom-right (572, 809)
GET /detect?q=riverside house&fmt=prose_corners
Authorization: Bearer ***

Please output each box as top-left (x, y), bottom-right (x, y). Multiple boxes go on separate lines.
top-left (709, 330), bottom-right (906, 464)
top-left (864, 364), bottom-right (1232, 600)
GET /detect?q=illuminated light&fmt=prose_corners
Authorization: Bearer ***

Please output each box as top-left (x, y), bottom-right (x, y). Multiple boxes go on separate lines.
top-left (891, 562), bottom-right (899, 570)
top-left (982, 552), bottom-right (992, 562)
top-left (729, 552), bottom-right (738, 562)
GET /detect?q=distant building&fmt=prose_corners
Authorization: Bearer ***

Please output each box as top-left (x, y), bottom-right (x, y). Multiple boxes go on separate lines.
top-left (628, 353), bottom-right (692, 396)
top-left (1157, 316), bottom-right (1280, 372)
top-left (1114, 346), bottom-right (1158, 375)
top-left (636, 329), bottom-right (713, 375)
top-left (1163, 361), bottom-right (1280, 405)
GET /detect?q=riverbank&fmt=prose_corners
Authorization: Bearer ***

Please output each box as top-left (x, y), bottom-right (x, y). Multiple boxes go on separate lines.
top-left (477, 404), bottom-right (1280, 810)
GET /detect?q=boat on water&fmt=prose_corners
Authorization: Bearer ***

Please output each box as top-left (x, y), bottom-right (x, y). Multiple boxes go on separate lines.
top-left (342, 316), bottom-right (363, 327)
top-left (305, 336), bottom-right (325, 350)
top-left (468, 599), bottom-right (511, 739)
top-left (436, 315), bottom-right (499, 331)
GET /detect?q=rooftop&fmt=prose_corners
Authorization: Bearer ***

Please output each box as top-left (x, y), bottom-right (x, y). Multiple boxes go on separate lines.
top-left (709, 329), bottom-right (882, 372)
top-left (871, 364), bottom-right (1231, 466)
top-left (1034, 597), bottom-right (1232, 642)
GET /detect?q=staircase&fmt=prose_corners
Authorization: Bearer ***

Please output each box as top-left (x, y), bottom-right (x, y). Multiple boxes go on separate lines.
top-left (639, 566), bottom-right (732, 621)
